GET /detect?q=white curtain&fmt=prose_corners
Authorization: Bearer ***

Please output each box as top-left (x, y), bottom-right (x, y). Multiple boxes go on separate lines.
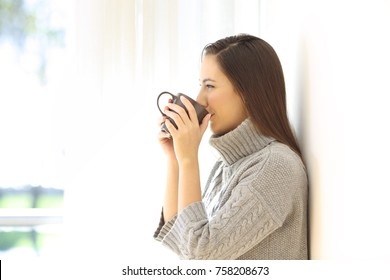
top-left (63, 0), bottom-right (264, 172)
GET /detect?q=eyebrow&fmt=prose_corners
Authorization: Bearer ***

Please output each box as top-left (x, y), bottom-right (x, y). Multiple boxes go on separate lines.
top-left (200, 78), bottom-right (217, 83)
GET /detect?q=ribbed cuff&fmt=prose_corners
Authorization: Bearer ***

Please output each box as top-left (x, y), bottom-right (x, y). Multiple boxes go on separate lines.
top-left (161, 201), bottom-right (208, 258)
top-left (153, 208), bottom-right (177, 242)
top-left (176, 201), bottom-right (208, 224)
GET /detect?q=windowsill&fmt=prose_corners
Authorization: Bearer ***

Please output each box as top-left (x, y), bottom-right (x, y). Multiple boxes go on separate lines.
top-left (0, 208), bottom-right (63, 227)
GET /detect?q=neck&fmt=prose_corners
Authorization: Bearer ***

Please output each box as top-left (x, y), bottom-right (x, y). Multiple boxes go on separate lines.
top-left (209, 119), bottom-right (275, 165)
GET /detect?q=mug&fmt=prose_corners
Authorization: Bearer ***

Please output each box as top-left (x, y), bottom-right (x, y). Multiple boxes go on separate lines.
top-left (157, 91), bottom-right (209, 133)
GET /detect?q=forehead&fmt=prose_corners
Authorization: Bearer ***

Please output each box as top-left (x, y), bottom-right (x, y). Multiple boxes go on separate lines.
top-left (200, 55), bottom-right (222, 77)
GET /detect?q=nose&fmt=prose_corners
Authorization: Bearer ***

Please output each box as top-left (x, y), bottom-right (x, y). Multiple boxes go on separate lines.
top-left (196, 89), bottom-right (207, 108)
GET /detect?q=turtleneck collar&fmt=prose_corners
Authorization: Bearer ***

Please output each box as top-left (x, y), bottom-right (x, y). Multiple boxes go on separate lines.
top-left (209, 118), bottom-right (275, 165)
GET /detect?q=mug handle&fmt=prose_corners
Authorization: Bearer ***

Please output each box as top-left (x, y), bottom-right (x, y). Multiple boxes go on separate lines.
top-left (157, 91), bottom-right (175, 115)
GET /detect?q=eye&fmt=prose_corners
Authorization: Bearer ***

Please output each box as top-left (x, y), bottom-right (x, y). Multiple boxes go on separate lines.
top-left (206, 84), bottom-right (215, 89)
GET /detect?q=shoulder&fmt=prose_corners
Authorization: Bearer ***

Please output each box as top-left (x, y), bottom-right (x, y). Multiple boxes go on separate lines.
top-left (255, 141), bottom-right (307, 191)
top-left (266, 142), bottom-right (306, 178)
top-left (238, 141), bottom-right (306, 181)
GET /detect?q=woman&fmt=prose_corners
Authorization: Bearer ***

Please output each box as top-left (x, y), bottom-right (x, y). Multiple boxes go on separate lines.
top-left (154, 34), bottom-right (308, 260)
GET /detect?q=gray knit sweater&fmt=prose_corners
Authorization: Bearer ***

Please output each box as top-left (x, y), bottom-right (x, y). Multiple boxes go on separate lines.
top-left (154, 119), bottom-right (308, 259)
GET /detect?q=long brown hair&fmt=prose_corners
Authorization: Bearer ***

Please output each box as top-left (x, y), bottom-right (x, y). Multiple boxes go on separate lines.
top-left (202, 34), bottom-right (303, 159)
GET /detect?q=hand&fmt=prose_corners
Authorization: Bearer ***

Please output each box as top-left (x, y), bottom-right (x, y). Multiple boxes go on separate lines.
top-left (164, 96), bottom-right (211, 164)
top-left (157, 115), bottom-right (177, 161)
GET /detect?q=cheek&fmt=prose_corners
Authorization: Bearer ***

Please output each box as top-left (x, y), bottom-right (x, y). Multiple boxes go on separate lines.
top-left (206, 94), bottom-right (221, 113)
top-left (207, 94), bottom-right (218, 106)
top-left (226, 99), bottom-right (247, 127)
top-left (231, 95), bottom-right (247, 115)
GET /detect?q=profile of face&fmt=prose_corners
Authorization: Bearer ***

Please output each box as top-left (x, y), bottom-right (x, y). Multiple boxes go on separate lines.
top-left (197, 55), bottom-right (247, 136)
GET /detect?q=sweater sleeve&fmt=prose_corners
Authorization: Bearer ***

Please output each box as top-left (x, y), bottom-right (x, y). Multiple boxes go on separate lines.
top-left (153, 209), bottom-right (177, 241)
top-left (160, 185), bottom-right (280, 259)
top-left (156, 147), bottom-right (306, 260)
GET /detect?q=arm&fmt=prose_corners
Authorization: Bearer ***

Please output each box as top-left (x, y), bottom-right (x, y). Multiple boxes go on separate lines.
top-left (156, 114), bottom-right (179, 222)
top-left (154, 96), bottom-right (210, 241)
top-left (159, 149), bottom-right (307, 259)
top-left (157, 97), bottom-right (210, 223)
top-left (163, 96), bottom-right (210, 213)
top-left (178, 158), bottom-right (202, 213)
top-left (163, 159), bottom-right (179, 221)
top-left (161, 182), bottom-right (281, 259)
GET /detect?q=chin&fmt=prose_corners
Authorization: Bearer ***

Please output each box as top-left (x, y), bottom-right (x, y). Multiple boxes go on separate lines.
top-left (210, 124), bottom-right (226, 137)
top-left (209, 123), bottom-right (219, 136)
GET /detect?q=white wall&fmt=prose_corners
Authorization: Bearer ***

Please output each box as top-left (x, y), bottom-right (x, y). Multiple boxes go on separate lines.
top-left (261, 0), bottom-right (390, 259)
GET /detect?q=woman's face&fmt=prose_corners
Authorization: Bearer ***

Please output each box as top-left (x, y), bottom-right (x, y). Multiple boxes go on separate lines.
top-left (197, 55), bottom-right (248, 136)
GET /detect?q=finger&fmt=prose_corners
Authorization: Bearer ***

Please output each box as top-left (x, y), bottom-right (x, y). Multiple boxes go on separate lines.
top-left (180, 96), bottom-right (198, 123)
top-left (165, 103), bottom-right (189, 122)
top-left (157, 115), bottom-right (167, 126)
top-left (164, 117), bottom-right (178, 136)
top-left (199, 113), bottom-right (211, 135)
top-left (164, 105), bottom-right (186, 127)
top-left (158, 130), bottom-right (172, 139)
top-left (159, 99), bottom-right (173, 116)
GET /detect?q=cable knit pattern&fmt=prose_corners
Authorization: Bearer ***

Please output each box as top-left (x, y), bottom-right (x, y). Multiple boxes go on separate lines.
top-left (154, 119), bottom-right (308, 259)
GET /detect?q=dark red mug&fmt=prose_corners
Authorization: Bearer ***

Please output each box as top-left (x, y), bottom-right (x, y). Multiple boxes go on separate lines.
top-left (157, 92), bottom-right (209, 133)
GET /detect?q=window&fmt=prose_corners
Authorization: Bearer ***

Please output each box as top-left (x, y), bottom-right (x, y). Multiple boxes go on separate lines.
top-left (0, 0), bottom-right (71, 257)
